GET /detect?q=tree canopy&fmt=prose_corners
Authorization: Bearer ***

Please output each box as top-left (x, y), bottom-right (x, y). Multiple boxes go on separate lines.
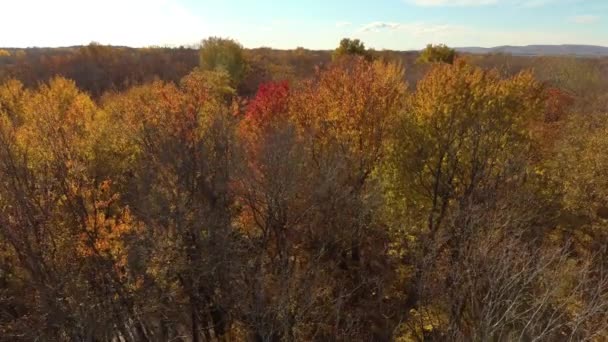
top-left (332, 38), bottom-right (372, 61)
top-left (417, 43), bottom-right (456, 64)
top-left (199, 37), bottom-right (248, 85)
top-left (1, 39), bottom-right (608, 341)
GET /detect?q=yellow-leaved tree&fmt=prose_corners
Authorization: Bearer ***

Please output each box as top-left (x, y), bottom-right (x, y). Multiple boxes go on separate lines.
top-left (0, 77), bottom-right (142, 340)
top-left (386, 60), bottom-right (549, 339)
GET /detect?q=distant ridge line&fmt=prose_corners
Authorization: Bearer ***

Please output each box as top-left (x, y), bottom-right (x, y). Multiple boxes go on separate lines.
top-left (455, 44), bottom-right (608, 57)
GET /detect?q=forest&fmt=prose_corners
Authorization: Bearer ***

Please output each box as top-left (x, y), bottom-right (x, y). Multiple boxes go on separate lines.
top-left (1, 38), bottom-right (608, 341)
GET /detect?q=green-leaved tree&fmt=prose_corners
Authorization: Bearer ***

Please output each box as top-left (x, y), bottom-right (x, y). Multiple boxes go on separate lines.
top-left (333, 38), bottom-right (372, 61)
top-left (200, 37), bottom-right (247, 85)
top-left (417, 43), bottom-right (456, 64)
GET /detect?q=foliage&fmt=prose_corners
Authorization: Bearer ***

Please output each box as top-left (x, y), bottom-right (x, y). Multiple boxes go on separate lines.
top-left (417, 43), bottom-right (456, 64)
top-left (333, 38), bottom-right (372, 61)
top-left (1, 43), bottom-right (608, 341)
top-left (200, 37), bottom-right (248, 85)
top-left (245, 80), bottom-right (290, 123)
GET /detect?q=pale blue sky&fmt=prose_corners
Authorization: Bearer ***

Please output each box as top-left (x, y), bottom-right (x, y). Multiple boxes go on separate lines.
top-left (1, 0), bottom-right (606, 49)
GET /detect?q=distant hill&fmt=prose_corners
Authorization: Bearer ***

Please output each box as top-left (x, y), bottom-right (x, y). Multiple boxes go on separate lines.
top-left (456, 45), bottom-right (608, 57)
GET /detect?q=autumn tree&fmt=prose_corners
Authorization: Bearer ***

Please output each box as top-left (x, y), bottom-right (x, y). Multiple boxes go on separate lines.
top-left (285, 57), bottom-right (406, 339)
top-left (0, 79), bottom-right (26, 125)
top-left (0, 77), bottom-right (143, 341)
top-left (545, 111), bottom-right (608, 253)
top-left (231, 56), bottom-right (408, 339)
top-left (417, 43), bottom-right (456, 64)
top-left (544, 87), bottom-right (574, 123)
top-left (236, 79), bottom-right (317, 340)
top-left (103, 69), bottom-right (242, 341)
top-left (386, 60), bottom-right (546, 337)
top-left (2, 39), bottom-right (608, 342)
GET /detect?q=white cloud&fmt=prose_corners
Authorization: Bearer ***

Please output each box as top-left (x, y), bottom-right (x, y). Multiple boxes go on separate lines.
top-left (336, 21), bottom-right (352, 28)
top-left (351, 18), bottom-right (605, 50)
top-left (360, 22), bottom-right (402, 32)
top-left (0, 0), bottom-right (208, 47)
top-left (359, 21), bottom-right (460, 36)
top-left (569, 15), bottom-right (600, 24)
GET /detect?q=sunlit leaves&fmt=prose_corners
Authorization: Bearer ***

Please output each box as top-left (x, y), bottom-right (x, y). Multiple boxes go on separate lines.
top-left (1, 46), bottom-right (607, 341)
top-left (291, 57), bottom-right (407, 181)
top-left (15, 77), bottom-right (100, 169)
top-left (0, 79), bottom-right (26, 125)
top-left (390, 60), bottom-right (543, 220)
top-left (245, 80), bottom-right (289, 124)
top-left (240, 80), bottom-right (291, 152)
top-left (549, 112), bottom-right (608, 242)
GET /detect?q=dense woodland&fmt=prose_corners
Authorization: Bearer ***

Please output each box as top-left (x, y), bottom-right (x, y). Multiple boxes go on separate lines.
top-left (1, 38), bottom-right (608, 341)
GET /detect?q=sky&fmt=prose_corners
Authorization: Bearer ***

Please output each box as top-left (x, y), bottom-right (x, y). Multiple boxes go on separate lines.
top-left (1, 0), bottom-right (607, 49)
